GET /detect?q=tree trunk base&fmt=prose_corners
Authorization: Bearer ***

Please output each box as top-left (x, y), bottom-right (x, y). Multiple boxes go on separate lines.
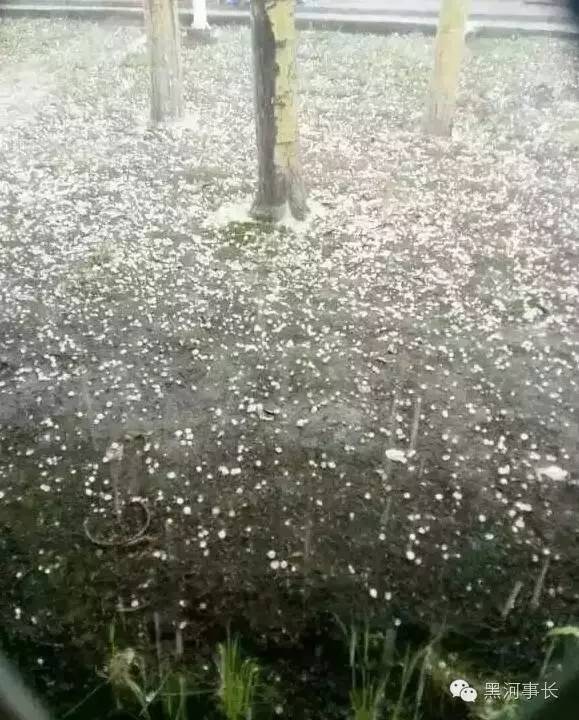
top-left (424, 100), bottom-right (454, 137)
top-left (249, 202), bottom-right (285, 223)
top-left (250, 176), bottom-right (308, 223)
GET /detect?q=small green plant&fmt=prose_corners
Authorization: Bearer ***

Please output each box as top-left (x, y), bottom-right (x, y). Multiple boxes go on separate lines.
top-left (350, 681), bottom-right (386, 720)
top-left (337, 618), bottom-right (443, 720)
top-left (106, 646), bottom-right (150, 717)
top-left (100, 621), bottom-right (153, 718)
top-left (391, 644), bottom-right (429, 720)
top-left (161, 671), bottom-right (188, 720)
top-left (216, 634), bottom-right (259, 720)
top-left (336, 619), bottom-right (395, 720)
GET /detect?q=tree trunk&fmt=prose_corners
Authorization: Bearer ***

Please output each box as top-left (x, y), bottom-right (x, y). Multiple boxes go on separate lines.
top-left (250, 0), bottom-right (307, 222)
top-left (144, 0), bottom-right (184, 125)
top-left (424, 0), bottom-right (470, 137)
top-left (192, 0), bottom-right (209, 30)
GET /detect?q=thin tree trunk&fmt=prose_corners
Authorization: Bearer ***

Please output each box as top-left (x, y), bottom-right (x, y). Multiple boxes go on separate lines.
top-left (144, 0), bottom-right (184, 125)
top-left (250, 0), bottom-right (307, 222)
top-left (424, 0), bottom-right (470, 136)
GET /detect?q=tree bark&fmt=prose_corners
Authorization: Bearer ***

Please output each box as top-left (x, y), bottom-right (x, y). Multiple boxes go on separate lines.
top-left (144, 0), bottom-right (184, 125)
top-left (424, 0), bottom-right (470, 137)
top-left (250, 0), bottom-right (307, 222)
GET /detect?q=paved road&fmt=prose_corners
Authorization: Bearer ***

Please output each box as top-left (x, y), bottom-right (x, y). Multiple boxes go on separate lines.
top-left (1, 0), bottom-right (573, 18)
top-left (1, 0), bottom-right (576, 36)
top-left (212, 0), bottom-right (572, 21)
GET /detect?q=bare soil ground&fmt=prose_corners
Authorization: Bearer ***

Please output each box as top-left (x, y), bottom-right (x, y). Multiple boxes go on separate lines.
top-left (1, 18), bottom-right (579, 715)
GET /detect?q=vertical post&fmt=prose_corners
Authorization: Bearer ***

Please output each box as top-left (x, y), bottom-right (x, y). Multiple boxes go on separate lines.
top-left (192, 0), bottom-right (209, 30)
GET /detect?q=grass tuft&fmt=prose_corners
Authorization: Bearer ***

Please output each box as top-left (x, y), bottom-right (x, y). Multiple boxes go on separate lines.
top-left (216, 634), bottom-right (259, 720)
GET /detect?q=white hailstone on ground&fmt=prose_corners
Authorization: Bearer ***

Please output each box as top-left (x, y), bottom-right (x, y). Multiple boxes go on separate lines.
top-left (537, 465), bottom-right (568, 482)
top-left (406, 549), bottom-right (416, 561)
top-left (296, 418), bottom-right (309, 427)
top-left (515, 501), bottom-right (533, 512)
top-left (230, 467), bottom-right (241, 476)
top-left (219, 466), bottom-right (229, 476)
top-left (369, 588), bottom-right (378, 599)
top-left (270, 560), bottom-right (280, 570)
top-left (267, 550), bottom-right (276, 559)
top-left (385, 448), bottom-right (407, 463)
top-left (218, 529), bottom-right (226, 539)
top-left (183, 506), bottom-right (192, 515)
top-left (212, 507), bottom-right (221, 516)
top-left (166, 471), bottom-right (176, 479)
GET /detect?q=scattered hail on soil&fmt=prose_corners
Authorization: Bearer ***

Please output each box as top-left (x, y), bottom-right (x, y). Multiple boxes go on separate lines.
top-left (1, 18), bottom-right (579, 683)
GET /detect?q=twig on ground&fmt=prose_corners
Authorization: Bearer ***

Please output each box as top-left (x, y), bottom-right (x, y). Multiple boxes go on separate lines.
top-left (83, 499), bottom-right (152, 548)
top-left (409, 396), bottom-right (422, 453)
top-left (501, 580), bottom-right (524, 619)
top-left (530, 558), bottom-right (550, 610)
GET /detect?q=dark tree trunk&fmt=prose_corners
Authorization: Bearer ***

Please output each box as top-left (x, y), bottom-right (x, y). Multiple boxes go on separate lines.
top-left (250, 0), bottom-right (307, 221)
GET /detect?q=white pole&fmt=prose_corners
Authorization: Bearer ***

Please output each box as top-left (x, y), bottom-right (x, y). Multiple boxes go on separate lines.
top-left (192, 0), bottom-right (209, 30)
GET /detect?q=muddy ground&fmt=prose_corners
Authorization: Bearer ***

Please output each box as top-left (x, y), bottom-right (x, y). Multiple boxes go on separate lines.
top-left (1, 17), bottom-right (579, 716)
